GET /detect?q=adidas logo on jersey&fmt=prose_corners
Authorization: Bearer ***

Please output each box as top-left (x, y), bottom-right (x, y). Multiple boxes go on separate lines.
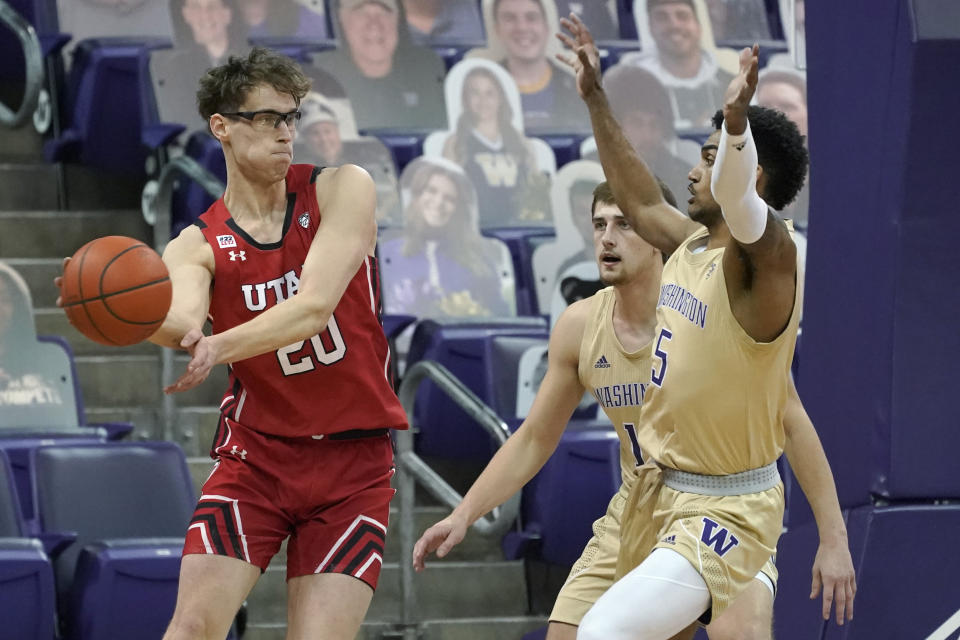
top-left (662, 534), bottom-right (676, 545)
top-left (594, 355), bottom-right (611, 369)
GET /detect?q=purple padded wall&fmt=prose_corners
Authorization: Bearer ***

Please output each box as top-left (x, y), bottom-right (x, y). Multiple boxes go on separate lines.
top-left (801, 0), bottom-right (960, 504)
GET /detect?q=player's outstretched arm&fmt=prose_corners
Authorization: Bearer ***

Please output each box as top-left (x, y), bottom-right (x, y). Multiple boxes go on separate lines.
top-left (164, 164), bottom-right (376, 393)
top-left (782, 377), bottom-right (856, 625)
top-left (713, 45), bottom-right (798, 341)
top-left (52, 227), bottom-right (214, 351)
top-left (146, 225), bottom-right (214, 350)
top-left (412, 301), bottom-right (590, 571)
top-left (555, 14), bottom-right (698, 256)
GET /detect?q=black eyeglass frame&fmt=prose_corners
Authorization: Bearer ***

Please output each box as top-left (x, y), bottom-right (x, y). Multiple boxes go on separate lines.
top-left (220, 109), bottom-right (302, 129)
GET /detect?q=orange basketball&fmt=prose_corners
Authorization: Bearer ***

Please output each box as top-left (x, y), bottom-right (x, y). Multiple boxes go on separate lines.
top-left (61, 236), bottom-right (172, 346)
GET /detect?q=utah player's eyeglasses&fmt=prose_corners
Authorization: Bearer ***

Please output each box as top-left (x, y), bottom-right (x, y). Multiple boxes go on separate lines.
top-left (220, 109), bottom-right (302, 131)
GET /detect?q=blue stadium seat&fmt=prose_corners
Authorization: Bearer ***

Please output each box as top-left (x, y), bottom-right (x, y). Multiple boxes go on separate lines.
top-left (0, 449), bottom-right (56, 640)
top-left (33, 442), bottom-right (194, 640)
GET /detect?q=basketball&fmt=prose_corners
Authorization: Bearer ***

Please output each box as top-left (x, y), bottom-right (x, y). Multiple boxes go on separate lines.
top-left (60, 236), bottom-right (172, 346)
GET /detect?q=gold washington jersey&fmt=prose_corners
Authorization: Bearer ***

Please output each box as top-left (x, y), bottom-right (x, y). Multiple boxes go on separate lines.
top-left (578, 287), bottom-right (652, 486)
top-left (636, 227), bottom-right (803, 475)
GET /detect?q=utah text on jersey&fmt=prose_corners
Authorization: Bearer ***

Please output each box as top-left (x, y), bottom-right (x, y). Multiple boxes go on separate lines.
top-left (242, 269), bottom-right (300, 311)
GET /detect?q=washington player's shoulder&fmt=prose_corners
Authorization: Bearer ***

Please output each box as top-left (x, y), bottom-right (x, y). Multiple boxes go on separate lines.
top-left (548, 298), bottom-right (594, 363)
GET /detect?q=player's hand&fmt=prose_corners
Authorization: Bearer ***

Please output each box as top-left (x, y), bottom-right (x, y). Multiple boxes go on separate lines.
top-left (810, 537), bottom-right (856, 625)
top-left (556, 13), bottom-right (602, 100)
top-left (412, 514), bottom-right (468, 572)
top-left (54, 256), bottom-right (70, 307)
top-left (164, 329), bottom-right (218, 394)
top-left (721, 44), bottom-right (760, 135)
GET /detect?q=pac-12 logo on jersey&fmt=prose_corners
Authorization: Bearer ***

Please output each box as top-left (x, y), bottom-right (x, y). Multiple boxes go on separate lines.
top-left (217, 234), bottom-right (237, 249)
top-left (298, 212), bottom-right (310, 228)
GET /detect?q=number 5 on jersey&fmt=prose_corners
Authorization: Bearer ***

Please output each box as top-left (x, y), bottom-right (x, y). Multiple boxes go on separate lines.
top-left (651, 328), bottom-right (672, 387)
top-left (276, 314), bottom-right (347, 375)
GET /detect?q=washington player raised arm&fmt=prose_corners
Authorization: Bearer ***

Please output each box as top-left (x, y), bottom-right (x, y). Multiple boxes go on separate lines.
top-left (205, 164), bottom-right (377, 365)
top-left (148, 225), bottom-right (214, 349)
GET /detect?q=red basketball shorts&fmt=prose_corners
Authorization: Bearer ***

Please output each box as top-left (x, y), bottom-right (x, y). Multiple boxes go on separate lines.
top-left (183, 416), bottom-right (396, 589)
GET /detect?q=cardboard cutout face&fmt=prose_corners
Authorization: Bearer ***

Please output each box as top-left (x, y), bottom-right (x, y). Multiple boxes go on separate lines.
top-left (443, 58), bottom-right (526, 135)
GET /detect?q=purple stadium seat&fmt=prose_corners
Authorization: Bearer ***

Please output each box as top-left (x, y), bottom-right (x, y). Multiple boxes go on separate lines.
top-left (512, 425), bottom-right (620, 566)
top-left (534, 133), bottom-right (587, 169)
top-left (0, 450), bottom-right (56, 640)
top-left (482, 226), bottom-right (557, 317)
top-left (364, 130), bottom-right (427, 177)
top-left (0, 260), bottom-right (132, 527)
top-left (45, 37), bottom-right (172, 176)
top-left (430, 44), bottom-right (478, 71)
top-left (406, 317), bottom-right (548, 460)
top-left (0, 335), bottom-right (130, 530)
top-left (521, 627), bottom-right (548, 640)
top-left (33, 442), bottom-right (195, 640)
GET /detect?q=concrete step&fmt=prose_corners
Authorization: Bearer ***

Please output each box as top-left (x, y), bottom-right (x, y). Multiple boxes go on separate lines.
top-left (0, 163), bottom-right (60, 209)
top-left (84, 406), bottom-right (162, 441)
top-left (73, 354), bottom-right (228, 409)
top-left (34, 308), bottom-right (160, 356)
top-left (246, 560), bottom-right (528, 625)
top-left (0, 210), bottom-right (151, 258)
top-left (244, 616), bottom-right (548, 640)
top-left (82, 405), bottom-right (221, 454)
top-left (7, 257), bottom-right (65, 310)
top-left (0, 90), bottom-right (45, 161)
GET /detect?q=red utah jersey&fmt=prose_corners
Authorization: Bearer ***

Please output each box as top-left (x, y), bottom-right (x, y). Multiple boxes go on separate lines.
top-left (196, 164), bottom-right (408, 437)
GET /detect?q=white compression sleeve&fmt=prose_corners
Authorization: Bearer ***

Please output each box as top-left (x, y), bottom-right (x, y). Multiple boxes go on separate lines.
top-left (577, 548), bottom-right (710, 640)
top-left (710, 120), bottom-right (770, 245)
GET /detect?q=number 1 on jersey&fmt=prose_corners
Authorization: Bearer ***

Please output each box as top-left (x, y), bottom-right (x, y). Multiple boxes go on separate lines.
top-left (651, 328), bottom-right (672, 387)
top-left (623, 422), bottom-right (643, 466)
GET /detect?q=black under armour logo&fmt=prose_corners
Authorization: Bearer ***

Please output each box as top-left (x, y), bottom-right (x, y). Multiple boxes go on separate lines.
top-left (734, 141), bottom-right (747, 151)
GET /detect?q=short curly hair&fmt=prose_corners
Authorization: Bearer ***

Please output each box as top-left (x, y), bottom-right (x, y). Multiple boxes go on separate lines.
top-left (711, 106), bottom-right (808, 211)
top-left (197, 47), bottom-right (311, 124)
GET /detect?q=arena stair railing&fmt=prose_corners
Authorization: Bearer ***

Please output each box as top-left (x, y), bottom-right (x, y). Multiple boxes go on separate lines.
top-left (0, 0), bottom-right (44, 129)
top-left (395, 360), bottom-right (521, 640)
top-left (142, 154), bottom-right (225, 443)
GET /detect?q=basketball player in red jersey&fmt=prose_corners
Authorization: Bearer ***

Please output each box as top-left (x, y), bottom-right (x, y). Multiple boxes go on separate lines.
top-left (145, 48), bottom-right (406, 639)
